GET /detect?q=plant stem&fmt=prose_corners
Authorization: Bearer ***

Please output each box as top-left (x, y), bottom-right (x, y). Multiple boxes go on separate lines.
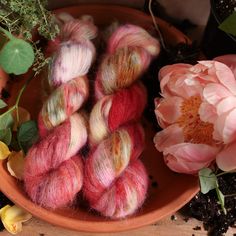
top-left (0, 25), bottom-right (14, 40)
top-left (0, 106), bottom-right (16, 119)
top-left (224, 193), bottom-right (236, 198)
top-left (216, 171), bottom-right (235, 177)
top-left (148, 0), bottom-right (167, 51)
top-left (37, 0), bottom-right (48, 26)
top-left (15, 73), bottom-right (35, 125)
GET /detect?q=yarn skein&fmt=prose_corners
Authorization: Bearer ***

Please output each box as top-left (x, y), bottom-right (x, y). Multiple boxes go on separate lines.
top-left (84, 24), bottom-right (160, 218)
top-left (24, 17), bottom-right (97, 209)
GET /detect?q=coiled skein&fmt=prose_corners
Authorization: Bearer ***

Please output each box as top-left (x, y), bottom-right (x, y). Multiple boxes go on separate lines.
top-left (24, 17), bottom-right (97, 209)
top-left (84, 24), bottom-right (160, 218)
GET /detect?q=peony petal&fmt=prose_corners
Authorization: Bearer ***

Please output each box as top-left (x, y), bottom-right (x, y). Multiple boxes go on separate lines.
top-left (164, 153), bottom-right (212, 174)
top-left (154, 96), bottom-right (183, 126)
top-left (214, 54), bottom-right (236, 79)
top-left (7, 151), bottom-right (25, 180)
top-left (164, 142), bottom-right (219, 162)
top-left (213, 60), bottom-right (236, 95)
top-left (199, 102), bottom-right (217, 123)
top-left (159, 63), bottom-right (191, 81)
top-left (160, 72), bottom-right (203, 99)
top-left (215, 109), bottom-right (236, 144)
top-left (173, 76), bottom-right (203, 98)
top-left (153, 124), bottom-right (184, 152)
top-left (203, 83), bottom-right (232, 105)
top-left (0, 141), bottom-right (11, 160)
top-left (0, 205), bottom-right (32, 235)
top-left (216, 96), bottom-right (236, 115)
top-left (216, 142), bottom-right (236, 171)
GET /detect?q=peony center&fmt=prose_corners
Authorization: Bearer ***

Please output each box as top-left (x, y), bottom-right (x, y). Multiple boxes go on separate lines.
top-left (177, 96), bottom-right (214, 145)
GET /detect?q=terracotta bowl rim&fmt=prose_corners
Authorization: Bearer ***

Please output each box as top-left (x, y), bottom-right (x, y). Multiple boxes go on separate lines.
top-left (0, 4), bottom-right (199, 233)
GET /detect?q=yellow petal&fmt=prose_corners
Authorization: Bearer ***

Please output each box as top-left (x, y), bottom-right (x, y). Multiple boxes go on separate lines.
top-left (0, 205), bottom-right (32, 234)
top-left (11, 107), bottom-right (31, 132)
top-left (7, 151), bottom-right (25, 180)
top-left (0, 141), bottom-right (11, 160)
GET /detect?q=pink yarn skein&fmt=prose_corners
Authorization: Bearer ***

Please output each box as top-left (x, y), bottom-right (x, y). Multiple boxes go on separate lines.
top-left (84, 24), bottom-right (160, 218)
top-left (24, 18), bottom-right (97, 209)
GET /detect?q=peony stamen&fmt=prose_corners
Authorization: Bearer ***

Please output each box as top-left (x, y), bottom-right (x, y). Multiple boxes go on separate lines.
top-left (177, 96), bottom-right (214, 145)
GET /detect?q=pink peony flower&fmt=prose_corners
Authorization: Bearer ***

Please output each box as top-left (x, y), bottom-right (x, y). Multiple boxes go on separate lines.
top-left (213, 55), bottom-right (236, 171)
top-left (154, 56), bottom-right (236, 174)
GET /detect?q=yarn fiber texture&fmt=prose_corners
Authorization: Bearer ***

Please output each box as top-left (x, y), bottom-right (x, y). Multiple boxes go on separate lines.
top-left (24, 16), bottom-right (97, 209)
top-left (84, 24), bottom-right (160, 219)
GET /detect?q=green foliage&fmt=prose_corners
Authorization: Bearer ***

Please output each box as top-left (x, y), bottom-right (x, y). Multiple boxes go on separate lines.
top-left (17, 120), bottom-right (38, 153)
top-left (0, 99), bottom-right (7, 109)
top-left (199, 168), bottom-right (217, 194)
top-left (0, 128), bottom-right (12, 145)
top-left (198, 168), bottom-right (234, 215)
top-left (0, 37), bottom-right (34, 75)
top-left (0, 0), bottom-right (59, 75)
top-left (216, 187), bottom-right (227, 215)
top-left (219, 11), bottom-right (236, 37)
top-left (0, 0), bottom-right (59, 40)
top-left (0, 112), bottom-right (14, 130)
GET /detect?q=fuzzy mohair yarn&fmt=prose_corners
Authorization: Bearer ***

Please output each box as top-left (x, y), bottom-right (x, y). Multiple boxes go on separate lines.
top-left (95, 24), bottom-right (160, 99)
top-left (39, 16), bottom-right (97, 136)
top-left (24, 17), bottom-right (97, 209)
top-left (84, 24), bottom-right (160, 218)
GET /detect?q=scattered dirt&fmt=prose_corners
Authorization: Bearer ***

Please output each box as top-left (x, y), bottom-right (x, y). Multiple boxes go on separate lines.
top-left (215, 0), bottom-right (236, 20)
top-left (186, 173), bottom-right (236, 236)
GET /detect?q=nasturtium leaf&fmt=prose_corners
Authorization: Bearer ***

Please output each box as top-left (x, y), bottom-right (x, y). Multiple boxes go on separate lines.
top-left (216, 187), bottom-right (227, 215)
top-left (199, 168), bottom-right (217, 194)
top-left (0, 141), bottom-right (10, 160)
top-left (0, 128), bottom-right (12, 145)
top-left (0, 99), bottom-right (7, 109)
top-left (219, 11), bottom-right (236, 37)
top-left (0, 38), bottom-right (34, 75)
top-left (0, 112), bottom-right (14, 130)
top-left (17, 120), bottom-right (38, 153)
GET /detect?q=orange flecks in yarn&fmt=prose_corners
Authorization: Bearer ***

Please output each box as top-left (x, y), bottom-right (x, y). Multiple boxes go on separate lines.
top-left (111, 132), bottom-right (123, 172)
top-left (115, 48), bottom-right (141, 89)
top-left (177, 96), bottom-right (214, 145)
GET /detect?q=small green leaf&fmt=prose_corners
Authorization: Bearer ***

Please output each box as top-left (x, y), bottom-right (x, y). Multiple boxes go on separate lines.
top-left (219, 11), bottom-right (236, 37)
top-left (216, 187), bottom-right (227, 215)
top-left (17, 120), bottom-right (38, 153)
top-left (199, 168), bottom-right (217, 194)
top-left (0, 99), bottom-right (7, 109)
top-left (0, 112), bottom-right (14, 130)
top-left (0, 128), bottom-right (12, 145)
top-left (0, 38), bottom-right (34, 75)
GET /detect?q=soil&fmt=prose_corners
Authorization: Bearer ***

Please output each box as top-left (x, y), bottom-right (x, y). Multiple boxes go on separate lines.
top-left (185, 173), bottom-right (236, 236)
top-left (214, 0), bottom-right (236, 20)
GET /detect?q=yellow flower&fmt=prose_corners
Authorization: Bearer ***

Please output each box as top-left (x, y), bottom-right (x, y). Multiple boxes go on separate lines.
top-left (0, 205), bottom-right (32, 234)
top-left (0, 141), bottom-right (11, 160)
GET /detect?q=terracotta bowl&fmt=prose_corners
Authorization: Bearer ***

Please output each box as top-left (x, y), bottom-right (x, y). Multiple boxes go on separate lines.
top-left (0, 5), bottom-right (199, 233)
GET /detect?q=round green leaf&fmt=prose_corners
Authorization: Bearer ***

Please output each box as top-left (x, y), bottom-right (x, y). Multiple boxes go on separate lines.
top-left (0, 38), bottom-right (34, 75)
top-left (0, 112), bottom-right (14, 130)
top-left (17, 120), bottom-right (38, 153)
top-left (199, 168), bottom-right (217, 194)
top-left (0, 128), bottom-right (12, 145)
